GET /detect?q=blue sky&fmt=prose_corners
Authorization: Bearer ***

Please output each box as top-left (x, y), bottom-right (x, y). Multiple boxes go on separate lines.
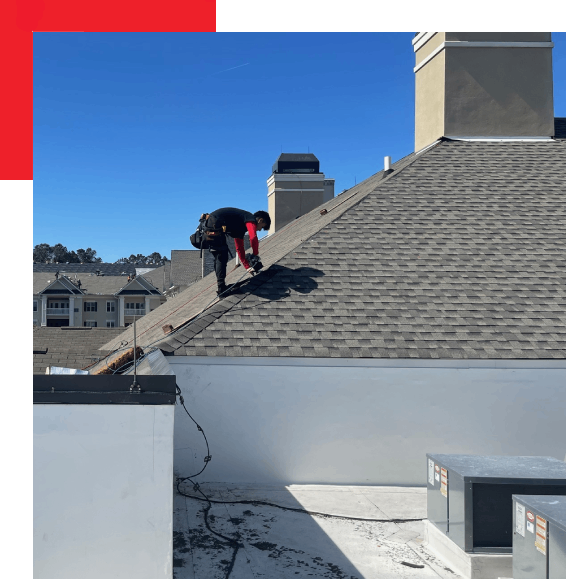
top-left (33, 32), bottom-right (566, 262)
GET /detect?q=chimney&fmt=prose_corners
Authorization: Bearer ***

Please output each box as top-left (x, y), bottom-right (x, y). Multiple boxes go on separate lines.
top-left (414, 33), bottom-right (555, 151)
top-left (267, 153), bottom-right (335, 233)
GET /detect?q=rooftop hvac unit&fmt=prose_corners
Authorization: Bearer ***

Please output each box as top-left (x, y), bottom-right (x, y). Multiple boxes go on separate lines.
top-left (512, 495), bottom-right (566, 579)
top-left (426, 454), bottom-right (566, 553)
top-left (34, 375), bottom-right (177, 579)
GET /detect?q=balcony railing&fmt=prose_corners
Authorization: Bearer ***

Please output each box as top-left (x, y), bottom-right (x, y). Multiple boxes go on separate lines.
top-left (125, 308), bottom-right (145, 316)
top-left (46, 308), bottom-right (70, 315)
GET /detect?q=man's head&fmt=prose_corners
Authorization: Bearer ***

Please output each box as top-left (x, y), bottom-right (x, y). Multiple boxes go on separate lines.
top-left (254, 210), bottom-right (271, 231)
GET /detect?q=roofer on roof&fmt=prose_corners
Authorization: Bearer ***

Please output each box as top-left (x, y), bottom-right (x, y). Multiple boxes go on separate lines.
top-left (194, 208), bottom-right (271, 297)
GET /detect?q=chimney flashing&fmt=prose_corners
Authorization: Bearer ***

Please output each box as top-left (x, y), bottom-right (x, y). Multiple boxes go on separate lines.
top-left (445, 136), bottom-right (554, 142)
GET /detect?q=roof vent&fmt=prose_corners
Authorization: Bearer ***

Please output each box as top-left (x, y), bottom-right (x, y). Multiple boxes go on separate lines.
top-left (382, 156), bottom-right (394, 178)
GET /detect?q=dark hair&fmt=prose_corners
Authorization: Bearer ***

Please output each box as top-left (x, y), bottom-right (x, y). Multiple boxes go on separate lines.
top-left (254, 210), bottom-right (271, 230)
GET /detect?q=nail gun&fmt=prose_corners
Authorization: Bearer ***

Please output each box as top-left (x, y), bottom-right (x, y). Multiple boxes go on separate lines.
top-left (247, 254), bottom-right (263, 275)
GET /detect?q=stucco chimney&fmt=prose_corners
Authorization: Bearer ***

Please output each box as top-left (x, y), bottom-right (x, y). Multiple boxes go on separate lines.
top-left (267, 153), bottom-right (334, 233)
top-left (413, 32), bottom-right (555, 151)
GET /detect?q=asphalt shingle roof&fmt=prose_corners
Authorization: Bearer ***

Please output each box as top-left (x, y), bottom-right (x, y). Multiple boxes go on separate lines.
top-left (170, 250), bottom-right (214, 288)
top-left (101, 122), bottom-right (566, 360)
top-left (34, 271), bottom-right (163, 296)
top-left (33, 326), bottom-right (125, 374)
top-left (140, 266), bottom-right (166, 291)
top-left (32, 262), bottom-right (143, 275)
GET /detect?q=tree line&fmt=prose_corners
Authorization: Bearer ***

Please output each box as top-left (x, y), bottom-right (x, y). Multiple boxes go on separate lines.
top-left (33, 244), bottom-right (169, 265)
top-left (115, 253), bottom-right (169, 265)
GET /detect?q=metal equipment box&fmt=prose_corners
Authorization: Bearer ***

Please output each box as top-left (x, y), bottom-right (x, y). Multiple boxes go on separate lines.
top-left (426, 454), bottom-right (566, 553)
top-left (512, 495), bottom-right (566, 579)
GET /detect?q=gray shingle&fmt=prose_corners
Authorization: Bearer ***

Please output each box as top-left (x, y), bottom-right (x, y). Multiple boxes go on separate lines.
top-left (101, 125), bottom-right (566, 360)
top-left (33, 326), bottom-right (125, 374)
top-left (33, 262), bottom-right (141, 275)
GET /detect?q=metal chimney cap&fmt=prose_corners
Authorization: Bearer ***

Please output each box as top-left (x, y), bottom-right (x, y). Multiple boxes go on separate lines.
top-left (272, 153), bottom-right (320, 174)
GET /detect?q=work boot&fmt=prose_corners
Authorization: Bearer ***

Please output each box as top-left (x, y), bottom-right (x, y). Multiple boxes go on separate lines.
top-left (217, 282), bottom-right (228, 297)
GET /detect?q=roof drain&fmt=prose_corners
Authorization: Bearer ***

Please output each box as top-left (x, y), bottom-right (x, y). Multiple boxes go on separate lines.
top-left (382, 156), bottom-right (394, 178)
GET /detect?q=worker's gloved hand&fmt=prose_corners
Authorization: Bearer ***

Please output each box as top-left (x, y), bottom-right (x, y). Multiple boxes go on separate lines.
top-left (247, 254), bottom-right (263, 273)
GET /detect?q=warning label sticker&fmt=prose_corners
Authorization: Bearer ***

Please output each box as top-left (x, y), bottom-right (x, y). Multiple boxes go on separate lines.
top-left (428, 459), bottom-right (434, 486)
top-left (527, 511), bottom-right (535, 533)
top-left (440, 467), bottom-right (448, 497)
top-left (535, 515), bottom-right (547, 555)
top-left (515, 503), bottom-right (525, 537)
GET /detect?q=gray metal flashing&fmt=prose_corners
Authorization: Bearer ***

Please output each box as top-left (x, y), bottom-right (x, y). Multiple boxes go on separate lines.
top-left (33, 374), bottom-right (177, 404)
top-left (445, 136), bottom-right (554, 142)
top-left (167, 356), bottom-right (566, 369)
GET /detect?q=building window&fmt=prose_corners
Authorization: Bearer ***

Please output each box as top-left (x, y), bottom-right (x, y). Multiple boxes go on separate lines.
top-left (106, 320), bottom-right (115, 328)
top-left (125, 302), bottom-right (145, 313)
top-left (106, 301), bottom-right (115, 313)
top-left (33, 300), bottom-right (38, 312)
top-left (84, 321), bottom-right (97, 327)
top-left (84, 302), bottom-right (97, 312)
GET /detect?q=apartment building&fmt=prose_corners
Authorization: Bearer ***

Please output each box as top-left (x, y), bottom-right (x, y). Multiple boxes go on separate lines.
top-left (33, 271), bottom-right (166, 328)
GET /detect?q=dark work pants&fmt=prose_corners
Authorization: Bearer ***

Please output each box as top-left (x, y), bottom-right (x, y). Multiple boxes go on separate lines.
top-left (210, 246), bottom-right (229, 286)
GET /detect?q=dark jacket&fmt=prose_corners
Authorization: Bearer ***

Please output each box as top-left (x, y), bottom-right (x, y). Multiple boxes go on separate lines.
top-left (206, 207), bottom-right (257, 239)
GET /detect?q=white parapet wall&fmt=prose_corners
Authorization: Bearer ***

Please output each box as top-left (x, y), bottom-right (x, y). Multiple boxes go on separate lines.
top-left (34, 404), bottom-right (175, 579)
top-left (170, 357), bottom-right (566, 485)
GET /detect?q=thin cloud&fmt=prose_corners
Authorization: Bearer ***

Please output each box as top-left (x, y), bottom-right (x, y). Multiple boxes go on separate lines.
top-left (212, 63), bottom-right (250, 75)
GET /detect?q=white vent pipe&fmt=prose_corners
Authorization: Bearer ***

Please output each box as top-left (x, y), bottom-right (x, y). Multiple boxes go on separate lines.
top-left (384, 156), bottom-right (392, 171)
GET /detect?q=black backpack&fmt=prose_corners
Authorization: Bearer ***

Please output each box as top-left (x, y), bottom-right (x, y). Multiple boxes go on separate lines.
top-left (190, 213), bottom-right (227, 254)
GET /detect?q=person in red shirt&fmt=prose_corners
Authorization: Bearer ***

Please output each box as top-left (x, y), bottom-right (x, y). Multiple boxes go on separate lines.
top-left (204, 208), bottom-right (271, 296)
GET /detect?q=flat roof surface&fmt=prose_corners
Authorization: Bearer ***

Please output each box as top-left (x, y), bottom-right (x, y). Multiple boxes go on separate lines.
top-left (173, 483), bottom-right (459, 579)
